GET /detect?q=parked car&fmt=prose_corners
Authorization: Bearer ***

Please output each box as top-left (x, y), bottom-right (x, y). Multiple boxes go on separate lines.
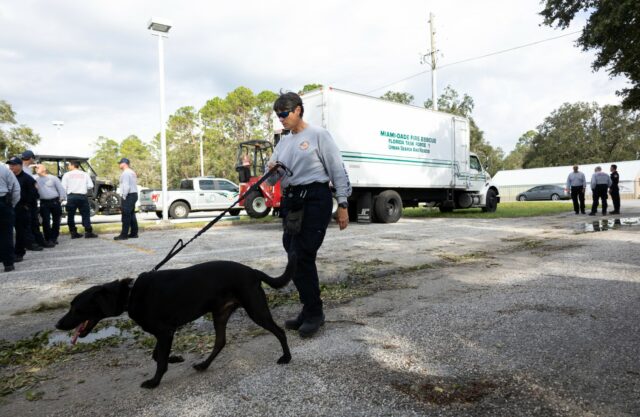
top-left (139, 177), bottom-right (242, 219)
top-left (516, 185), bottom-right (570, 201)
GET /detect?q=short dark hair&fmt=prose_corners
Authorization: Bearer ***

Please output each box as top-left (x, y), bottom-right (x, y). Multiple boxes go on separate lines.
top-left (273, 91), bottom-right (304, 118)
top-left (611, 164), bottom-right (617, 169)
top-left (68, 161), bottom-right (80, 168)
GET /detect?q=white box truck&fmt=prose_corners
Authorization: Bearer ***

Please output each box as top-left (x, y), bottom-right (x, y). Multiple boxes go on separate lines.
top-left (300, 87), bottom-right (500, 223)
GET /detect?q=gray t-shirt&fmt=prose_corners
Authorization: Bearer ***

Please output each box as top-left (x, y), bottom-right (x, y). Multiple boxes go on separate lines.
top-left (269, 124), bottom-right (351, 203)
top-left (0, 164), bottom-right (21, 206)
top-left (119, 168), bottom-right (138, 196)
top-left (566, 171), bottom-right (586, 188)
top-left (36, 174), bottom-right (66, 200)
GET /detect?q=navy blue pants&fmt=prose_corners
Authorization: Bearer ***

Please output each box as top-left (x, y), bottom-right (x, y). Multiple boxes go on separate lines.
top-left (282, 183), bottom-right (332, 318)
top-left (29, 203), bottom-right (46, 246)
top-left (40, 199), bottom-right (62, 242)
top-left (14, 204), bottom-right (35, 256)
top-left (0, 199), bottom-right (15, 267)
top-left (591, 184), bottom-right (609, 214)
top-left (120, 193), bottom-right (138, 236)
top-left (66, 194), bottom-right (92, 232)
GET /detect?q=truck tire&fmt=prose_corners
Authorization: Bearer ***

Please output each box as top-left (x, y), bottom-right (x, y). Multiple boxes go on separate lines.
top-left (99, 191), bottom-right (122, 215)
top-left (169, 201), bottom-right (190, 219)
top-left (374, 190), bottom-right (403, 223)
top-left (482, 189), bottom-right (498, 212)
top-left (89, 199), bottom-right (99, 217)
top-left (244, 191), bottom-right (271, 218)
top-left (229, 208), bottom-right (241, 216)
top-left (155, 211), bottom-right (163, 219)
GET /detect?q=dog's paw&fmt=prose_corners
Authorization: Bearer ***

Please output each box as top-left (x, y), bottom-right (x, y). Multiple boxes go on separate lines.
top-left (168, 355), bottom-right (184, 363)
top-left (140, 379), bottom-right (160, 389)
top-left (192, 362), bottom-right (209, 372)
top-left (277, 354), bottom-right (291, 364)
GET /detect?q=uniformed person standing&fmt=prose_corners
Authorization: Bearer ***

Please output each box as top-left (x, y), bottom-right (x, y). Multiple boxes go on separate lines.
top-left (20, 150), bottom-right (51, 248)
top-left (7, 157), bottom-right (44, 260)
top-left (114, 157), bottom-right (139, 240)
top-left (0, 162), bottom-right (21, 272)
top-left (566, 165), bottom-right (586, 215)
top-left (609, 164), bottom-right (620, 214)
top-left (35, 164), bottom-right (66, 245)
top-left (589, 166), bottom-right (612, 216)
top-left (61, 161), bottom-right (98, 238)
top-left (267, 92), bottom-right (351, 338)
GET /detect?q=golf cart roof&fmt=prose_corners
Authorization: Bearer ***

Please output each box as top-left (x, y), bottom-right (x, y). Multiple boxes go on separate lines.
top-left (36, 155), bottom-right (90, 162)
top-left (239, 140), bottom-right (273, 148)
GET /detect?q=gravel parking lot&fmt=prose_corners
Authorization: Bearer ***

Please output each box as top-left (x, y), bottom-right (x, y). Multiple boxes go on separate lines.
top-left (1, 205), bottom-right (639, 416)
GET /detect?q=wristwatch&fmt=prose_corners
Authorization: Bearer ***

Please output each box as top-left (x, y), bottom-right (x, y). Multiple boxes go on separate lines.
top-left (338, 202), bottom-right (348, 209)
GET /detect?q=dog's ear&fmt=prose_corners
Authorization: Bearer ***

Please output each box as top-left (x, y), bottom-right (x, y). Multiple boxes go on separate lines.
top-left (95, 280), bottom-right (124, 317)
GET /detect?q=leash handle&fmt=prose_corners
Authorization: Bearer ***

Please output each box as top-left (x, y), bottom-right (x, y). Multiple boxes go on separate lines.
top-left (151, 162), bottom-right (292, 272)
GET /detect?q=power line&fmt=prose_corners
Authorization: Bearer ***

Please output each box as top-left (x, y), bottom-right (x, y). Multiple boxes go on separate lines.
top-left (365, 30), bottom-right (582, 94)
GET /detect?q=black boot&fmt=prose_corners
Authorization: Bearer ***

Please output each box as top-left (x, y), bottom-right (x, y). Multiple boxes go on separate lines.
top-left (284, 312), bottom-right (305, 330)
top-left (70, 229), bottom-right (82, 239)
top-left (85, 231), bottom-right (98, 238)
top-left (298, 313), bottom-right (325, 338)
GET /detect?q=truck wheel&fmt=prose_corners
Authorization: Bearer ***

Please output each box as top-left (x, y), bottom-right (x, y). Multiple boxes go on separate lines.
top-left (169, 201), bottom-right (190, 219)
top-left (89, 199), bottom-right (99, 217)
top-left (244, 191), bottom-right (271, 218)
top-left (374, 190), bottom-right (403, 223)
top-left (229, 209), bottom-right (241, 216)
top-left (482, 189), bottom-right (498, 212)
top-left (155, 211), bottom-right (163, 219)
top-left (99, 191), bottom-right (122, 215)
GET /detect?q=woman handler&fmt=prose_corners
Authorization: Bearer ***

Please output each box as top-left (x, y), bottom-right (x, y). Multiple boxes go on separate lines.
top-left (268, 91), bottom-right (351, 338)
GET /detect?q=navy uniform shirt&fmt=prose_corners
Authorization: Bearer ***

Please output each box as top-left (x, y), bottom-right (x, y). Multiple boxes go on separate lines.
top-left (15, 170), bottom-right (39, 206)
top-left (610, 171), bottom-right (619, 191)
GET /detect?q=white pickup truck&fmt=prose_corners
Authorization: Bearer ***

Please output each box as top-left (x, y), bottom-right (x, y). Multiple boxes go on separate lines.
top-left (139, 177), bottom-right (242, 219)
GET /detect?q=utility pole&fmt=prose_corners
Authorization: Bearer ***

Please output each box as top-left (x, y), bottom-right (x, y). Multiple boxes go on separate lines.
top-left (421, 12), bottom-right (438, 111)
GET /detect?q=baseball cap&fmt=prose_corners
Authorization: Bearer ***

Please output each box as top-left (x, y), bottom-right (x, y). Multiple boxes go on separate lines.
top-left (6, 156), bottom-right (22, 165)
top-left (21, 150), bottom-right (35, 160)
top-left (118, 158), bottom-right (130, 165)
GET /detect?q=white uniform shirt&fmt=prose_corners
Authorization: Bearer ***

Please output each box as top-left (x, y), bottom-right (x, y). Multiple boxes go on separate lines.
top-left (61, 169), bottom-right (94, 194)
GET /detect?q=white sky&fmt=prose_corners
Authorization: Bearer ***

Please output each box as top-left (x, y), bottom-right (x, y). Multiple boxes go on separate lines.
top-left (0, 0), bottom-right (628, 157)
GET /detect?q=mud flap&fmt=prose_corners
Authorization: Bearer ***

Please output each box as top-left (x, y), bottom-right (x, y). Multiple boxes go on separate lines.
top-left (357, 192), bottom-right (372, 223)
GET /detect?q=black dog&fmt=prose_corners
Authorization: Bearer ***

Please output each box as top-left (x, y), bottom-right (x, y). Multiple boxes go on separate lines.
top-left (56, 256), bottom-right (295, 388)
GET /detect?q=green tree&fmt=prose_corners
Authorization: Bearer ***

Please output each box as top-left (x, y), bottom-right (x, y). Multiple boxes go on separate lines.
top-left (523, 102), bottom-right (640, 168)
top-left (299, 84), bottom-right (323, 95)
top-left (155, 87), bottom-right (278, 186)
top-left (540, 0), bottom-right (640, 109)
top-left (425, 86), bottom-right (504, 175)
top-left (0, 100), bottom-right (41, 158)
top-left (503, 130), bottom-right (536, 170)
top-left (380, 91), bottom-right (414, 105)
top-left (90, 135), bottom-right (159, 188)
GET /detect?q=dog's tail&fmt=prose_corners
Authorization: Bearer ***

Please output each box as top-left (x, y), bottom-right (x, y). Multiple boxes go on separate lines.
top-left (257, 252), bottom-right (297, 289)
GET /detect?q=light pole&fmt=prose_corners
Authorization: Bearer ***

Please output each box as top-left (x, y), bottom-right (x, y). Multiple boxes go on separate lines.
top-left (148, 17), bottom-right (172, 222)
top-left (194, 114), bottom-right (205, 177)
top-left (52, 120), bottom-right (64, 141)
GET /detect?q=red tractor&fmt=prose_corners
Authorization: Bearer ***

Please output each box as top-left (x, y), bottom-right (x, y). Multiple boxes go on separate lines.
top-left (236, 140), bottom-right (282, 218)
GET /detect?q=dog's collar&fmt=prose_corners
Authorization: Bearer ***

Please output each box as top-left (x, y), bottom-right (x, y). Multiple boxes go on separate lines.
top-left (124, 279), bottom-right (135, 312)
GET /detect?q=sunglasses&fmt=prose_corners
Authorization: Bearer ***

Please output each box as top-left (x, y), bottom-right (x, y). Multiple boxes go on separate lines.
top-left (276, 110), bottom-right (293, 119)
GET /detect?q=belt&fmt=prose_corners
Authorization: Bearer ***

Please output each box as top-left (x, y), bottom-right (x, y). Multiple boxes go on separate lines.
top-left (40, 198), bottom-right (59, 202)
top-left (68, 193), bottom-right (86, 196)
top-left (285, 182), bottom-right (329, 194)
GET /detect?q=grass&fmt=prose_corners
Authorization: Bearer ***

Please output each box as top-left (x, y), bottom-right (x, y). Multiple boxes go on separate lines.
top-left (57, 212), bottom-right (279, 235)
top-left (403, 202), bottom-right (583, 219)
